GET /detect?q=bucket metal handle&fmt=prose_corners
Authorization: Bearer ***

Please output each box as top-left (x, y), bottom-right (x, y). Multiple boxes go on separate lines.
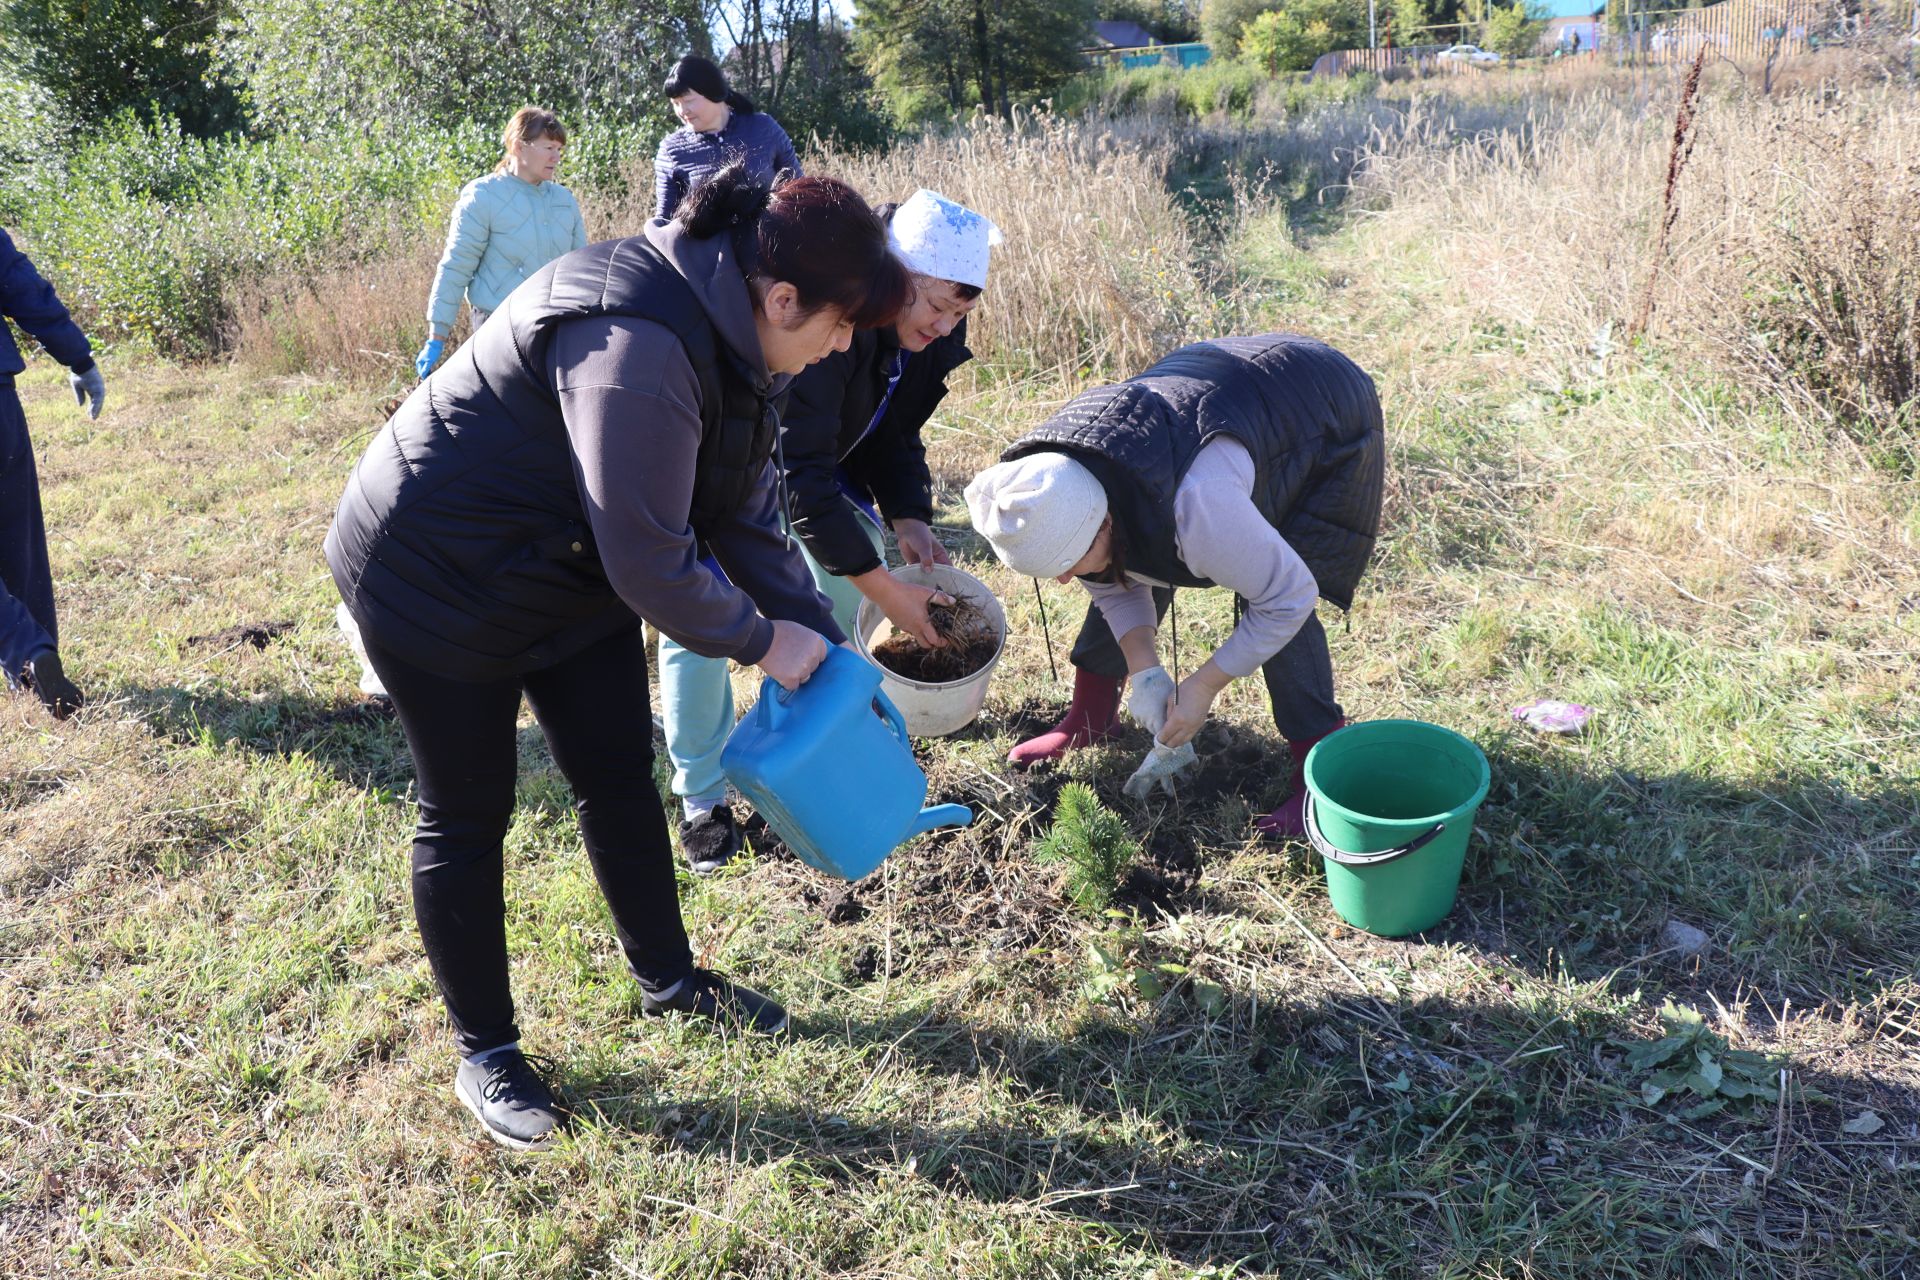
top-left (1305, 794), bottom-right (1445, 867)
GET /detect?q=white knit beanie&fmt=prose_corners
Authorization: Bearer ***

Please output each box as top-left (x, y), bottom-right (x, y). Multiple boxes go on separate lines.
top-left (888, 189), bottom-right (1002, 290)
top-left (964, 453), bottom-right (1108, 579)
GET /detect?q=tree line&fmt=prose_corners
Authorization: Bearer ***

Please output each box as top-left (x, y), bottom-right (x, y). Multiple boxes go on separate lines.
top-left (0, 0), bottom-right (1557, 152)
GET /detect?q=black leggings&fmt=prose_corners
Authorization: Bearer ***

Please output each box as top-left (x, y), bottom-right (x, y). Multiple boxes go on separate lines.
top-left (1068, 591), bottom-right (1344, 743)
top-left (365, 626), bottom-right (692, 1058)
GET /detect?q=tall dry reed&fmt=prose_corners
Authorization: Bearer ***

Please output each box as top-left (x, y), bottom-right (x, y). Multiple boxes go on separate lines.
top-left (224, 151), bottom-right (659, 382)
top-left (1350, 74), bottom-right (1920, 465)
top-left (228, 121), bottom-right (1214, 385)
top-left (816, 111), bottom-right (1224, 379)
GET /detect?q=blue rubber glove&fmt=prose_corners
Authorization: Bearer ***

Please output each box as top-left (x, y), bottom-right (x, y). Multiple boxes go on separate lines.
top-left (414, 338), bottom-right (445, 380)
top-left (68, 364), bottom-right (105, 420)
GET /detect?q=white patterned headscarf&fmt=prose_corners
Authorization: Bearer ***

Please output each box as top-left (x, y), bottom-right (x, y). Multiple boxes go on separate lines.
top-left (887, 190), bottom-right (1002, 291)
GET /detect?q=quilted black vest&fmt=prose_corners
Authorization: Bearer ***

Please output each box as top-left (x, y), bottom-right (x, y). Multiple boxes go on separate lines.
top-left (325, 234), bottom-right (778, 679)
top-left (1005, 334), bottom-right (1384, 609)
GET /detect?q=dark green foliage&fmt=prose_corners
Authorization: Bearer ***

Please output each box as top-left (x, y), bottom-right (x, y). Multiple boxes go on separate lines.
top-left (1036, 783), bottom-right (1139, 912)
top-left (215, 0), bottom-right (704, 132)
top-left (0, 0), bottom-right (242, 135)
top-left (854, 0), bottom-right (1097, 124)
top-left (1202, 0), bottom-right (1283, 50)
top-left (1238, 0), bottom-right (1366, 72)
top-left (731, 15), bottom-right (895, 149)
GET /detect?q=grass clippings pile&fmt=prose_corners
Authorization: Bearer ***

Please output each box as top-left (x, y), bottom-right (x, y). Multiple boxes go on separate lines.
top-left (870, 591), bottom-right (1000, 683)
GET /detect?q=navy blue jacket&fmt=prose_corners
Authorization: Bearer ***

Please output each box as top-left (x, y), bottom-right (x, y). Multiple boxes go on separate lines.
top-left (1, 228), bottom-right (94, 377)
top-left (653, 111), bottom-right (802, 221)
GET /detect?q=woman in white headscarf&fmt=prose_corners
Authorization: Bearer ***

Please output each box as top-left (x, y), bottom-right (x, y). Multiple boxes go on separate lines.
top-left (966, 333), bottom-right (1384, 831)
top-left (659, 190), bottom-right (1000, 874)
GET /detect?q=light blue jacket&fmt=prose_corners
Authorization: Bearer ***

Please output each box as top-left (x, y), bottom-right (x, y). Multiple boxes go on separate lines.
top-left (426, 172), bottom-right (588, 335)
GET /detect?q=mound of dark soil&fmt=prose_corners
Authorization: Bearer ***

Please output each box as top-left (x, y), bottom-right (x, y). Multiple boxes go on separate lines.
top-left (871, 593), bottom-right (998, 684)
top-left (186, 620), bottom-right (295, 651)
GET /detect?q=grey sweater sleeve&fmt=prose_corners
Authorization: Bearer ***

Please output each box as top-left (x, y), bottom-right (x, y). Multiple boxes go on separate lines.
top-left (550, 315), bottom-right (777, 664)
top-left (1175, 437), bottom-right (1319, 678)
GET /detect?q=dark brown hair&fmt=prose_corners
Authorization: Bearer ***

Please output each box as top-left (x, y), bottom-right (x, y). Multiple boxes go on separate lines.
top-left (1084, 515), bottom-right (1127, 585)
top-left (679, 165), bottom-right (910, 329)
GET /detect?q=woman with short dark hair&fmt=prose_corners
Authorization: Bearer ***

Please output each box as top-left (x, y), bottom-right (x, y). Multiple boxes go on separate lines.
top-left (326, 165), bottom-right (909, 1152)
top-left (653, 55), bottom-right (802, 220)
top-left (661, 190), bottom-right (1001, 873)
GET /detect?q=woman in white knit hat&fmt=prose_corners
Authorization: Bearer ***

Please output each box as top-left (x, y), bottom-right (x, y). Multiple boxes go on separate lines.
top-left (660, 189), bottom-right (1000, 873)
top-left (965, 333), bottom-right (1384, 835)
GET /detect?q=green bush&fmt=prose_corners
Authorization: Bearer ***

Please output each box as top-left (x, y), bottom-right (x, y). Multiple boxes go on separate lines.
top-left (1483, 1), bottom-right (1548, 59)
top-left (5, 110), bottom-right (664, 356)
top-left (1239, 0), bottom-right (1364, 74)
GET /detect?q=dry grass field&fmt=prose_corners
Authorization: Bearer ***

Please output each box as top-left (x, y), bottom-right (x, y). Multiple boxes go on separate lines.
top-left (3, 57), bottom-right (1917, 1278)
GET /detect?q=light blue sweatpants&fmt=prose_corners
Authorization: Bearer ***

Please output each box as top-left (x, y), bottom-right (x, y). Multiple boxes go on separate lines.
top-left (659, 505), bottom-right (883, 812)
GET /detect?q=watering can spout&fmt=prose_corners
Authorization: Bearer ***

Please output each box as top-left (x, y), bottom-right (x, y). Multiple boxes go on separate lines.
top-left (907, 803), bottom-right (973, 840)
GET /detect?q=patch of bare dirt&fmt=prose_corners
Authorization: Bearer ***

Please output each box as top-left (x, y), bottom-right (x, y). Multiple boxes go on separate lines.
top-left (186, 619), bottom-right (295, 651)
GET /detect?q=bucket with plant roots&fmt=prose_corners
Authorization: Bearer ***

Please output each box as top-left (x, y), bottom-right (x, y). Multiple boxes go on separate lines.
top-left (854, 563), bottom-right (1006, 737)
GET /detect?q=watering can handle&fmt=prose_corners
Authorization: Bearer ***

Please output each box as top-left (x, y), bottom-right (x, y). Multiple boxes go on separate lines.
top-left (766, 677), bottom-right (794, 727)
top-left (907, 803), bottom-right (973, 838)
top-left (874, 687), bottom-right (910, 749)
top-left (1305, 794), bottom-right (1445, 867)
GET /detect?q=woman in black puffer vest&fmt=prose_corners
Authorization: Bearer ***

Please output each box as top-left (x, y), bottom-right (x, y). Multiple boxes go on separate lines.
top-left (965, 333), bottom-right (1384, 833)
top-left (324, 166), bottom-right (908, 1151)
top-left (657, 190), bottom-right (1000, 878)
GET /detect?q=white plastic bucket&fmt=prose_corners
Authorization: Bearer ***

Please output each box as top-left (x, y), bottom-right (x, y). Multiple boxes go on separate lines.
top-left (854, 564), bottom-right (1006, 738)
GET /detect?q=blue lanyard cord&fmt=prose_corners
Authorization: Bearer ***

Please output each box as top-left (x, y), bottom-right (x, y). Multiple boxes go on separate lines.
top-left (850, 349), bottom-right (909, 456)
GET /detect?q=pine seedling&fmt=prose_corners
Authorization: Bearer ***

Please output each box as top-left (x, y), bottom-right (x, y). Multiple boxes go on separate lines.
top-left (1036, 783), bottom-right (1140, 912)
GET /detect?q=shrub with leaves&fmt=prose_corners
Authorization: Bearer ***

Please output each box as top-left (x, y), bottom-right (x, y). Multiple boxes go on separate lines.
top-left (1622, 1001), bottom-right (1783, 1119)
top-left (1036, 783), bottom-right (1139, 912)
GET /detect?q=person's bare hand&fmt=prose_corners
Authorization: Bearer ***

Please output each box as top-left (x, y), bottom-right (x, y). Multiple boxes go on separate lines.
top-left (756, 620), bottom-right (829, 691)
top-left (892, 518), bottom-right (950, 569)
top-left (876, 573), bottom-right (952, 648)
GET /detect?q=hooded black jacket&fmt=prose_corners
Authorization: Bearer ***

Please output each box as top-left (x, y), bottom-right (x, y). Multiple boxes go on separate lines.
top-left (326, 223), bottom-right (834, 681)
top-left (779, 322), bottom-right (972, 576)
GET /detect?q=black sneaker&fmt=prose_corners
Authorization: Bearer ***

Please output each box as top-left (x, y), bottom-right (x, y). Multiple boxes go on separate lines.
top-left (678, 805), bottom-right (742, 877)
top-left (453, 1049), bottom-right (567, 1151)
top-left (22, 649), bottom-right (83, 720)
top-left (642, 968), bottom-right (789, 1036)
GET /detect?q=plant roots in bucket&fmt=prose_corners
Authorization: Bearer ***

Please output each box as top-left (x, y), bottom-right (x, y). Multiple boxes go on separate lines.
top-left (871, 592), bottom-right (999, 683)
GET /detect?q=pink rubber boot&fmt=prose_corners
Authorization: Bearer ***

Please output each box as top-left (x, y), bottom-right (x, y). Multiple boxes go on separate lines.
top-left (1008, 668), bottom-right (1122, 766)
top-left (1254, 720), bottom-right (1348, 838)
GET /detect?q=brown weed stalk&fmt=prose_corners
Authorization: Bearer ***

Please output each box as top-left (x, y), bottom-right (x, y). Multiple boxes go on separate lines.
top-left (1631, 46), bottom-right (1709, 339)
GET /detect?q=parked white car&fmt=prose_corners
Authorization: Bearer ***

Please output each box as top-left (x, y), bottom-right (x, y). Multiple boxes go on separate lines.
top-left (1437, 43), bottom-right (1503, 64)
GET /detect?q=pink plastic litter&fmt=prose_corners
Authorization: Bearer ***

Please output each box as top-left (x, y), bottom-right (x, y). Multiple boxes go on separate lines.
top-left (1510, 699), bottom-right (1593, 734)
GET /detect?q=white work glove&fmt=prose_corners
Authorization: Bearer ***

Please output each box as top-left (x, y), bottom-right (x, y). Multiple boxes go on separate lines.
top-left (69, 364), bottom-right (105, 419)
top-left (1126, 665), bottom-right (1174, 738)
top-left (1122, 739), bottom-right (1198, 800)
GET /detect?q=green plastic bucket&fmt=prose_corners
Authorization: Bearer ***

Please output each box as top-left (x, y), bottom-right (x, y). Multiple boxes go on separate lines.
top-left (1303, 720), bottom-right (1490, 937)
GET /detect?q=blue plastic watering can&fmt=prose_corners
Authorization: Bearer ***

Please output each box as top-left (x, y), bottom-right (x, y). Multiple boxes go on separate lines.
top-left (722, 646), bottom-right (973, 881)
